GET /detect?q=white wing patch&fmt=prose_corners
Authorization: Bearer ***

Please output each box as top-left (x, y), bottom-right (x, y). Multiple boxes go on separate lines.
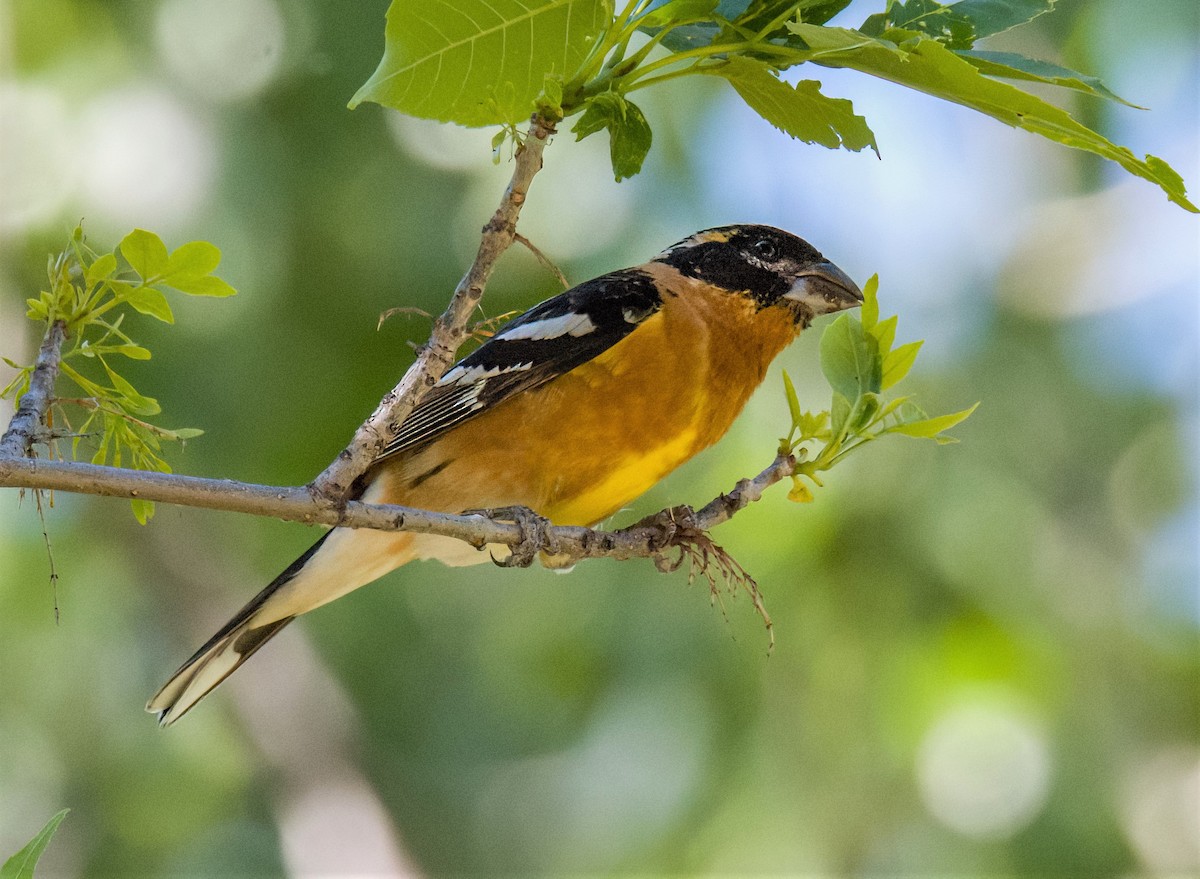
top-left (439, 361), bottom-right (533, 387)
top-left (494, 311), bottom-right (598, 342)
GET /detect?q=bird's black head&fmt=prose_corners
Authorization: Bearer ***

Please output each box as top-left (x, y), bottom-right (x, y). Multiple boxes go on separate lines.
top-left (654, 224), bottom-right (863, 325)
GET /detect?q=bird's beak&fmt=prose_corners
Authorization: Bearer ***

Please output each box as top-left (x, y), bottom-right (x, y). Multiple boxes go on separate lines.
top-left (783, 260), bottom-right (863, 317)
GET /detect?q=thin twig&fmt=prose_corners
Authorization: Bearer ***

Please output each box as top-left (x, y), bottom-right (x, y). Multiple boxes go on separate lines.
top-left (514, 232), bottom-right (570, 289)
top-left (308, 113), bottom-right (558, 503)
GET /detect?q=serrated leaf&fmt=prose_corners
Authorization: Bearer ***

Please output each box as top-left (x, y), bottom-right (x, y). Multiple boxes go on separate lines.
top-left (84, 252), bottom-right (118, 287)
top-left (859, 0), bottom-right (1054, 48)
top-left (887, 401), bottom-right (979, 438)
top-left (820, 313), bottom-right (881, 400)
top-left (572, 92), bottom-right (654, 180)
top-left (788, 24), bottom-right (1197, 212)
top-left (882, 339), bottom-right (922, 389)
top-left (714, 56), bottom-right (878, 154)
top-left (957, 50), bottom-right (1141, 107)
top-left (112, 282), bottom-right (175, 323)
top-left (1, 810), bottom-right (69, 879)
top-left (350, 0), bottom-right (612, 126)
top-left (119, 229), bottom-right (169, 282)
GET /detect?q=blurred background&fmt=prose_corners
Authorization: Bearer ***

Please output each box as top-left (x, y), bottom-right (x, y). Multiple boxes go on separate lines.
top-left (1, 0), bottom-right (1197, 875)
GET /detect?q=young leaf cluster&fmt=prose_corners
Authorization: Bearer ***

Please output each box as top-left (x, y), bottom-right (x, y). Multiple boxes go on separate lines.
top-left (780, 275), bottom-right (977, 502)
top-left (2, 227), bottom-right (235, 523)
top-left (351, 0), bottom-right (1193, 209)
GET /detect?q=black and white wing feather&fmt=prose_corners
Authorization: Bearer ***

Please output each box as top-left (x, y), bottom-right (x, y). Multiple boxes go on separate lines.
top-left (375, 268), bottom-right (663, 462)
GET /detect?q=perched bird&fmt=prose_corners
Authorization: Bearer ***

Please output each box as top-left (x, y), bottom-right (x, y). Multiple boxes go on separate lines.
top-left (147, 224), bottom-right (862, 725)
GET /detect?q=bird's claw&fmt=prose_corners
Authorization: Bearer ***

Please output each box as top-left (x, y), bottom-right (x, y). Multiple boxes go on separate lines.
top-left (464, 505), bottom-right (553, 568)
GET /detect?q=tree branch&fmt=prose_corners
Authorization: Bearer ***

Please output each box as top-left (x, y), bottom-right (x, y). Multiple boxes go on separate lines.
top-left (308, 113), bottom-right (558, 503)
top-left (0, 452), bottom-right (798, 568)
top-left (0, 320), bottom-right (66, 459)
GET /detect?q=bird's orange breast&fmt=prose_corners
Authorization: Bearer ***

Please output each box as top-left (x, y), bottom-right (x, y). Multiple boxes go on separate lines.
top-left (376, 276), bottom-right (800, 527)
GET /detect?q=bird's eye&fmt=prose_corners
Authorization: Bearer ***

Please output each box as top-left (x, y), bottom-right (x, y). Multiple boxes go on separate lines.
top-left (752, 238), bottom-right (777, 261)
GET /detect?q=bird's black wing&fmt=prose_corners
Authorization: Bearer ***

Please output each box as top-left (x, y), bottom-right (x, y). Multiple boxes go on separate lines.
top-left (374, 268), bottom-right (663, 462)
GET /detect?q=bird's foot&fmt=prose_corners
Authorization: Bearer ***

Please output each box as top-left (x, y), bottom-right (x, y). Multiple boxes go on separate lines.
top-left (465, 505), bottom-right (554, 568)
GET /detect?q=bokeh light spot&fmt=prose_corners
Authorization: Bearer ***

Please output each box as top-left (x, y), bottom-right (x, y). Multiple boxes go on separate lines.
top-left (0, 83), bottom-right (75, 233)
top-left (916, 697), bottom-right (1052, 839)
top-left (155, 0), bottom-right (286, 103)
top-left (77, 86), bottom-right (217, 232)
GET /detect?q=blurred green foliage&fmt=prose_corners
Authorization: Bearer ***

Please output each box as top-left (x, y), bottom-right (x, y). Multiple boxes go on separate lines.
top-left (0, 0), bottom-right (1196, 877)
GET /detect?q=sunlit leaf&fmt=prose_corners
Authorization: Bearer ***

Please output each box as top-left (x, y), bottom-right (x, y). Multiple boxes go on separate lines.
top-left (119, 229), bottom-right (169, 282)
top-left (573, 92), bottom-right (654, 180)
top-left (111, 282), bottom-right (174, 324)
top-left (163, 241), bottom-right (221, 282)
top-left (166, 274), bottom-right (236, 298)
top-left (819, 313), bottom-right (881, 400)
top-left (350, 0), bottom-right (613, 126)
top-left (882, 339), bottom-right (923, 389)
top-left (84, 252), bottom-right (118, 287)
top-left (887, 401), bottom-right (979, 438)
top-left (782, 369), bottom-right (803, 427)
top-left (714, 56), bottom-right (878, 154)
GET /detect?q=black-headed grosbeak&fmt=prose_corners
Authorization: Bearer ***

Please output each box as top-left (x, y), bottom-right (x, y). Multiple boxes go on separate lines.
top-left (148, 224), bottom-right (862, 725)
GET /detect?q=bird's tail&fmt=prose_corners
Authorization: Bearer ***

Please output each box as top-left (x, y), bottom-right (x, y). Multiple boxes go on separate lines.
top-left (146, 532), bottom-right (332, 727)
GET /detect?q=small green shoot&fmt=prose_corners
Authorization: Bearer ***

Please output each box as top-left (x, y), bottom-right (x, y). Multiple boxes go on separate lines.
top-left (780, 275), bottom-right (977, 501)
top-left (2, 226), bottom-right (235, 523)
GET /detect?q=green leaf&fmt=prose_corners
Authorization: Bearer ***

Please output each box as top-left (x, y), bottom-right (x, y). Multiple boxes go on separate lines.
top-left (881, 339), bottom-right (922, 389)
top-left (84, 252), bottom-right (118, 287)
top-left (957, 49), bottom-right (1142, 107)
top-left (130, 498), bottom-right (155, 525)
top-left (350, 0), bottom-right (613, 126)
top-left (112, 282), bottom-right (175, 323)
top-left (101, 361), bottom-right (161, 416)
top-left (887, 401), bottom-right (979, 438)
top-left (1, 811), bottom-right (69, 879)
top-left (171, 427), bottom-right (205, 440)
top-left (870, 313), bottom-right (898, 353)
top-left (119, 229), bottom-right (169, 282)
top-left (819, 313), bottom-right (882, 400)
top-left (791, 0), bottom-right (854, 26)
top-left (859, 273), bottom-right (880, 330)
top-left (781, 368), bottom-right (803, 427)
top-left (163, 241), bottom-right (221, 282)
top-left (859, 0), bottom-right (1054, 48)
top-left (639, 0), bottom-right (719, 29)
top-left (572, 92), bottom-right (653, 180)
top-left (166, 274), bottom-right (237, 298)
top-left (829, 390), bottom-right (851, 438)
top-left (850, 391), bottom-right (880, 432)
top-left (788, 24), bottom-right (1197, 212)
top-left (714, 56), bottom-right (878, 154)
